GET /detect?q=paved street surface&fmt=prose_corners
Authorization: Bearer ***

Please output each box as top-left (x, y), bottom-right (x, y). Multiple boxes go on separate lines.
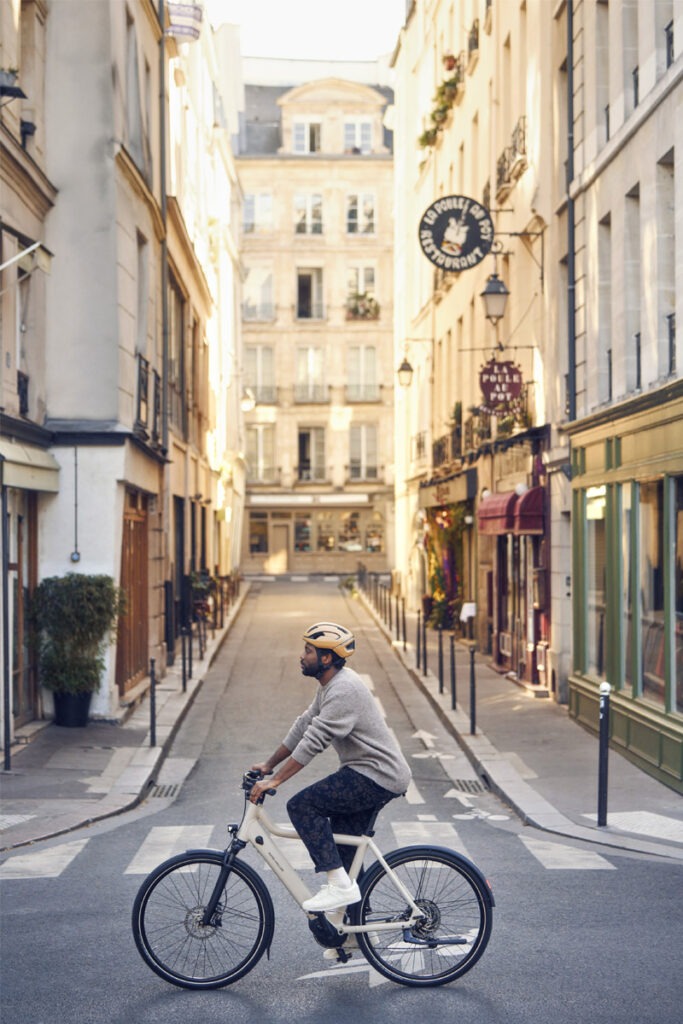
top-left (1, 579), bottom-right (682, 1024)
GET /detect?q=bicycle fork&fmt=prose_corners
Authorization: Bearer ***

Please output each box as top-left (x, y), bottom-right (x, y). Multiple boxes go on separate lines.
top-left (200, 835), bottom-right (245, 928)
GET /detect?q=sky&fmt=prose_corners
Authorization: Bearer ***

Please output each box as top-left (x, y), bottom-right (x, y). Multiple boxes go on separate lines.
top-left (205, 0), bottom-right (407, 62)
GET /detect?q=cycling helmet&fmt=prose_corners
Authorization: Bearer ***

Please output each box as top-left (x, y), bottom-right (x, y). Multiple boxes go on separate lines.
top-left (302, 622), bottom-right (356, 660)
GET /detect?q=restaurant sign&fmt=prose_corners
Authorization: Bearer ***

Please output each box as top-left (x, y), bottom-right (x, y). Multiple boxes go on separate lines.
top-left (479, 358), bottom-right (524, 414)
top-left (418, 195), bottom-right (494, 272)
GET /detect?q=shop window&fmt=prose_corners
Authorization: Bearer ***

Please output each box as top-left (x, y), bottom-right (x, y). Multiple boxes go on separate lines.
top-left (621, 484), bottom-right (634, 693)
top-left (366, 513), bottom-right (384, 553)
top-left (338, 511), bottom-right (362, 552)
top-left (639, 479), bottom-right (665, 706)
top-left (316, 512), bottom-right (336, 551)
top-left (295, 514), bottom-right (312, 552)
top-left (675, 477), bottom-right (683, 714)
top-left (586, 486), bottom-right (607, 679)
top-left (249, 512), bottom-right (268, 554)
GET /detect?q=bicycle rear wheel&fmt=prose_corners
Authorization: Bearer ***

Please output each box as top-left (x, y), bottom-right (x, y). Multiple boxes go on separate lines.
top-left (353, 845), bottom-right (493, 987)
top-left (132, 850), bottom-right (274, 989)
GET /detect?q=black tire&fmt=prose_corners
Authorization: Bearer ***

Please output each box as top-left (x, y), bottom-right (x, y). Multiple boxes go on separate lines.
top-left (132, 850), bottom-right (274, 989)
top-left (352, 845), bottom-right (493, 987)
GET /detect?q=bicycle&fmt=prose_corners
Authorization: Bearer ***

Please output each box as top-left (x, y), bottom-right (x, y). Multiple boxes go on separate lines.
top-left (131, 769), bottom-right (495, 989)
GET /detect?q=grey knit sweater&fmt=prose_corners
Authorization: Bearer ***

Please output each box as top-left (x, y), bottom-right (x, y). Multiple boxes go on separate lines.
top-left (283, 666), bottom-right (412, 795)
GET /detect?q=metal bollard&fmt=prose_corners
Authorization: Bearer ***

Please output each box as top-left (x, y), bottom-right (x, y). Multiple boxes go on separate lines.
top-left (181, 627), bottom-right (187, 693)
top-left (402, 598), bottom-right (407, 652)
top-left (597, 682), bottom-right (611, 827)
top-left (188, 622), bottom-right (193, 679)
top-left (416, 609), bottom-right (421, 669)
top-left (149, 657), bottom-right (156, 748)
top-left (438, 626), bottom-right (444, 694)
top-left (450, 633), bottom-right (457, 709)
top-left (469, 644), bottom-right (476, 735)
top-left (422, 614), bottom-right (428, 676)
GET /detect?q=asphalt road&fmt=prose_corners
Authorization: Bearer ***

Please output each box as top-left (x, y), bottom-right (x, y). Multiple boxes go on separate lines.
top-left (1, 581), bottom-right (682, 1024)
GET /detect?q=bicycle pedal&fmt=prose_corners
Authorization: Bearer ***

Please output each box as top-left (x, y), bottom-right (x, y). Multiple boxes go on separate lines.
top-left (323, 946), bottom-right (353, 963)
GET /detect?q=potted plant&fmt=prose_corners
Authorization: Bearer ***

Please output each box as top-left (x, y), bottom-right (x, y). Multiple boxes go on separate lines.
top-left (30, 573), bottom-right (124, 727)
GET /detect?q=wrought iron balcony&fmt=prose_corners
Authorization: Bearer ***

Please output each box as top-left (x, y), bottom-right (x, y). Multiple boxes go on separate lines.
top-left (17, 371), bottom-right (29, 416)
top-left (294, 383), bottom-right (329, 403)
top-left (345, 383), bottom-right (381, 402)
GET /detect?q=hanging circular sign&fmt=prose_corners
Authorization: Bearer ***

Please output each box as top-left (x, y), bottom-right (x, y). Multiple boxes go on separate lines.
top-left (418, 195), bottom-right (494, 271)
top-left (479, 358), bottom-right (524, 413)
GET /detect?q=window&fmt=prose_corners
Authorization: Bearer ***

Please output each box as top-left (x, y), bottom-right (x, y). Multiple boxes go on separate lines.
top-left (246, 424), bottom-right (276, 483)
top-left (347, 265), bottom-right (375, 298)
top-left (295, 347), bottom-right (326, 402)
top-left (245, 346), bottom-right (275, 403)
top-left (675, 477), bottom-right (683, 712)
top-left (346, 194), bottom-right (375, 234)
top-left (294, 193), bottom-right (323, 234)
top-left (243, 193), bottom-right (273, 233)
top-left (125, 12), bottom-right (144, 172)
top-left (347, 346), bottom-right (378, 401)
top-left (344, 120), bottom-right (372, 154)
top-left (296, 268), bottom-right (324, 319)
top-left (298, 427), bottom-right (325, 481)
top-left (293, 121), bottom-right (321, 153)
top-left (249, 512), bottom-right (268, 554)
top-left (294, 514), bottom-right (312, 552)
top-left (243, 266), bottom-right (274, 321)
top-left (639, 479), bottom-right (665, 706)
top-left (168, 274), bottom-right (186, 436)
top-left (621, 484), bottom-right (634, 692)
top-left (350, 424), bottom-right (378, 480)
top-left (136, 231), bottom-right (148, 355)
top-left (586, 486), bottom-right (607, 679)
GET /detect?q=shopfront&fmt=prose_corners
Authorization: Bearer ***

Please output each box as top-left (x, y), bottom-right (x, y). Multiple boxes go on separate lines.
top-left (568, 383), bottom-right (683, 792)
top-left (478, 485), bottom-right (548, 684)
top-left (241, 494), bottom-right (390, 575)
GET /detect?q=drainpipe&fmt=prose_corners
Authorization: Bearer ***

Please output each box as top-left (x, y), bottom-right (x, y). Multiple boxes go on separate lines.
top-left (159, 0), bottom-right (169, 453)
top-left (566, 0), bottom-right (576, 422)
top-left (1, 457), bottom-right (10, 770)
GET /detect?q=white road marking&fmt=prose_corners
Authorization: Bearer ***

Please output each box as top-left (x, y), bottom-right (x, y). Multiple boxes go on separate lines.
top-left (0, 839), bottom-right (88, 879)
top-left (0, 814), bottom-right (36, 831)
top-left (520, 835), bottom-right (615, 870)
top-left (404, 779), bottom-right (425, 805)
top-left (581, 811), bottom-right (683, 844)
top-left (391, 820), bottom-right (471, 858)
top-left (412, 730), bottom-right (437, 748)
top-left (124, 826), bottom-right (214, 874)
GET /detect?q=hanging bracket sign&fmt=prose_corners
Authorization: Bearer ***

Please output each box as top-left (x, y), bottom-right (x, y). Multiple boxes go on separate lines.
top-left (479, 358), bottom-right (524, 414)
top-left (418, 195), bottom-right (494, 272)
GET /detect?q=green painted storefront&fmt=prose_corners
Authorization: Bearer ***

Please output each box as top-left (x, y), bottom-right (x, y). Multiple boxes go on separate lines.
top-left (568, 380), bottom-right (683, 794)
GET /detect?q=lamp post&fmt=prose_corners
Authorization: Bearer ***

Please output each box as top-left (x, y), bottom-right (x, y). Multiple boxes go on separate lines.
top-left (480, 272), bottom-right (510, 327)
top-left (397, 356), bottom-right (414, 388)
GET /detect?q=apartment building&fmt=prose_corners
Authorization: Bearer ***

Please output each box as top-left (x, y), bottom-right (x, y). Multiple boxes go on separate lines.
top-left (236, 59), bottom-right (395, 576)
top-left (566, 0), bottom-right (682, 790)
top-left (392, 0), bottom-right (565, 694)
top-left (0, 0), bottom-right (244, 733)
top-left (392, 0), bottom-right (682, 791)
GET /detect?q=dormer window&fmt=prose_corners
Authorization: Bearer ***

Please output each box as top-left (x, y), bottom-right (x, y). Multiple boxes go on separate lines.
top-left (344, 120), bottom-right (372, 154)
top-left (293, 120), bottom-right (321, 153)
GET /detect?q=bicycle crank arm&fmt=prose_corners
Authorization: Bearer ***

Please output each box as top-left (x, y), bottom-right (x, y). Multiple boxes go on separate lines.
top-left (402, 929), bottom-right (469, 947)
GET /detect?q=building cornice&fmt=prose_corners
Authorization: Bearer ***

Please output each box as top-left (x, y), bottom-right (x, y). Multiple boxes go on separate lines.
top-left (0, 124), bottom-right (58, 221)
top-left (166, 195), bottom-right (213, 310)
top-left (564, 378), bottom-right (683, 437)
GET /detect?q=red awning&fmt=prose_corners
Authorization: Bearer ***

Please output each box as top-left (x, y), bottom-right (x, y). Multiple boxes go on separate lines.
top-left (513, 486), bottom-right (545, 535)
top-left (477, 491), bottom-right (517, 534)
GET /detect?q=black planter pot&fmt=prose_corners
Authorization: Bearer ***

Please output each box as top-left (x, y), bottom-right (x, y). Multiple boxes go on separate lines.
top-left (52, 691), bottom-right (93, 728)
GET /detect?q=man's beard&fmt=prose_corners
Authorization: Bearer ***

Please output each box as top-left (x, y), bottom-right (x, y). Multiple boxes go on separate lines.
top-left (301, 661), bottom-right (322, 678)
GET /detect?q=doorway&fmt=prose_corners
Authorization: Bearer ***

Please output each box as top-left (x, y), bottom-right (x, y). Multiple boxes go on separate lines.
top-left (268, 523), bottom-right (289, 574)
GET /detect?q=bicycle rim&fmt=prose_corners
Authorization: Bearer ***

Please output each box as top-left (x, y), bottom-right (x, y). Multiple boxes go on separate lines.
top-left (355, 848), bottom-right (492, 986)
top-left (132, 852), bottom-right (273, 989)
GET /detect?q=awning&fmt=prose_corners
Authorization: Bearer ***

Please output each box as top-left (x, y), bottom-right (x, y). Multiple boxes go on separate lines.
top-left (477, 491), bottom-right (517, 534)
top-left (477, 486), bottom-right (546, 535)
top-left (514, 486), bottom-right (545, 535)
top-left (0, 440), bottom-right (60, 492)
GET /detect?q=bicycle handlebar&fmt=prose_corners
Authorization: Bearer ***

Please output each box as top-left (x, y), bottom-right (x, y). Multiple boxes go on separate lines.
top-left (242, 769), bottom-right (277, 802)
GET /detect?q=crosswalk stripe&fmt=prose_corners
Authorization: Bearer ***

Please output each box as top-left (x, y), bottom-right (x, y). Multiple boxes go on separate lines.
top-left (124, 826), bottom-right (215, 875)
top-left (0, 839), bottom-right (88, 879)
top-left (391, 820), bottom-right (471, 859)
top-left (520, 835), bottom-right (615, 870)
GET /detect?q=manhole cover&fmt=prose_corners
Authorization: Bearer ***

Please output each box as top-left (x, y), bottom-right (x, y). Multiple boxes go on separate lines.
top-left (150, 784), bottom-right (180, 799)
top-left (451, 778), bottom-right (487, 794)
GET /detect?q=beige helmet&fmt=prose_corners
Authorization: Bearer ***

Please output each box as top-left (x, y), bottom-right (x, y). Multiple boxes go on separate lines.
top-left (303, 622), bottom-right (356, 660)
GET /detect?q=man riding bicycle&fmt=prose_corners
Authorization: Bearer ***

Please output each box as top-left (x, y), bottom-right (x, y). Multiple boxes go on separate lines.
top-left (249, 621), bottom-right (411, 913)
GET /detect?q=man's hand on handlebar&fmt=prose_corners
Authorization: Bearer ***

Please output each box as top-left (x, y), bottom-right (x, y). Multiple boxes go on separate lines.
top-left (249, 775), bottom-right (279, 804)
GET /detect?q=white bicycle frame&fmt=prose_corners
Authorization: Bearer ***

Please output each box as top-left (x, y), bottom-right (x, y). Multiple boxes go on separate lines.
top-left (235, 799), bottom-right (426, 935)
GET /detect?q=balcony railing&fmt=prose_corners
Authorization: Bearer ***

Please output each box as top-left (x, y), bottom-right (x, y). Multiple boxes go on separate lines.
top-left (345, 293), bottom-right (380, 320)
top-left (296, 302), bottom-right (325, 321)
top-left (411, 431), bottom-right (427, 463)
top-left (135, 354), bottom-right (162, 446)
top-left (250, 385), bottom-right (278, 404)
top-left (432, 426), bottom-right (463, 469)
top-left (294, 383), bottom-right (329, 403)
top-left (496, 116), bottom-right (527, 196)
top-left (242, 302), bottom-right (275, 322)
top-left (297, 465), bottom-right (327, 482)
top-left (345, 384), bottom-right (380, 402)
top-left (247, 466), bottom-right (281, 485)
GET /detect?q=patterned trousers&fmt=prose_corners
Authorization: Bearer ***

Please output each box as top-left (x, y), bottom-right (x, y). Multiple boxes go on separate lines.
top-left (286, 766), bottom-right (398, 873)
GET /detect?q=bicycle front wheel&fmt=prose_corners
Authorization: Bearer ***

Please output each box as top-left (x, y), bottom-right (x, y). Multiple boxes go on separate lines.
top-left (353, 845), bottom-right (493, 987)
top-left (132, 850), bottom-right (274, 989)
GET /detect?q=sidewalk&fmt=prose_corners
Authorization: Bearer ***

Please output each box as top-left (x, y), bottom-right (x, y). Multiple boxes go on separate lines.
top-left (359, 588), bottom-right (683, 862)
top-left (1, 577), bottom-right (682, 862)
top-left (0, 584), bottom-right (250, 852)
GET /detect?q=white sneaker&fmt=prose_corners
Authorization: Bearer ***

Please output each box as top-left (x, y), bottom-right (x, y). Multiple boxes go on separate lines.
top-left (303, 882), bottom-right (361, 912)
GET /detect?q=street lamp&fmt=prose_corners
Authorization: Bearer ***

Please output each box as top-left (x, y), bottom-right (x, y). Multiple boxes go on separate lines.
top-left (480, 272), bottom-right (510, 325)
top-left (397, 356), bottom-right (414, 388)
